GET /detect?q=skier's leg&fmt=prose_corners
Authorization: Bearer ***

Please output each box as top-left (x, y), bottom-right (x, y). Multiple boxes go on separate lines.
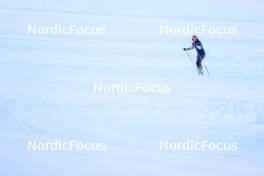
top-left (196, 55), bottom-right (203, 74)
top-left (196, 55), bottom-right (202, 69)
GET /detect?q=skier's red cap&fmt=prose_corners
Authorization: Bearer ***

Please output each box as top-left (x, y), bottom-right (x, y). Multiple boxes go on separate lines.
top-left (192, 35), bottom-right (198, 41)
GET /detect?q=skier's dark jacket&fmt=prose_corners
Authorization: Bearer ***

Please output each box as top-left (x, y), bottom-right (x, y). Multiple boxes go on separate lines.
top-left (188, 39), bottom-right (205, 57)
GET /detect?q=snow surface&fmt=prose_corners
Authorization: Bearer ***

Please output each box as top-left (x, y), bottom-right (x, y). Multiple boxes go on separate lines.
top-left (0, 0), bottom-right (264, 176)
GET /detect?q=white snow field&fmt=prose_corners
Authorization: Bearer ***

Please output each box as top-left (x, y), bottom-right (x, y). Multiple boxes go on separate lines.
top-left (0, 0), bottom-right (264, 176)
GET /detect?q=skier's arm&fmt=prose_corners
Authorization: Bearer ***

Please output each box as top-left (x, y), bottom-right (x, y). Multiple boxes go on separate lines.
top-left (183, 43), bottom-right (194, 51)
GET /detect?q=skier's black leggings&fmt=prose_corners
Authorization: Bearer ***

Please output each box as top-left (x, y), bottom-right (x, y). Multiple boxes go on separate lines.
top-left (196, 54), bottom-right (205, 70)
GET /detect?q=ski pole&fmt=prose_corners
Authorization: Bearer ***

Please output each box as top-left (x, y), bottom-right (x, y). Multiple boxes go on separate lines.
top-left (184, 50), bottom-right (200, 73)
top-left (185, 50), bottom-right (211, 75)
top-left (204, 65), bottom-right (210, 75)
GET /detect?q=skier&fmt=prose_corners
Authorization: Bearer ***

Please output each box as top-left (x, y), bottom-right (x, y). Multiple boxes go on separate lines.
top-left (183, 35), bottom-right (206, 75)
